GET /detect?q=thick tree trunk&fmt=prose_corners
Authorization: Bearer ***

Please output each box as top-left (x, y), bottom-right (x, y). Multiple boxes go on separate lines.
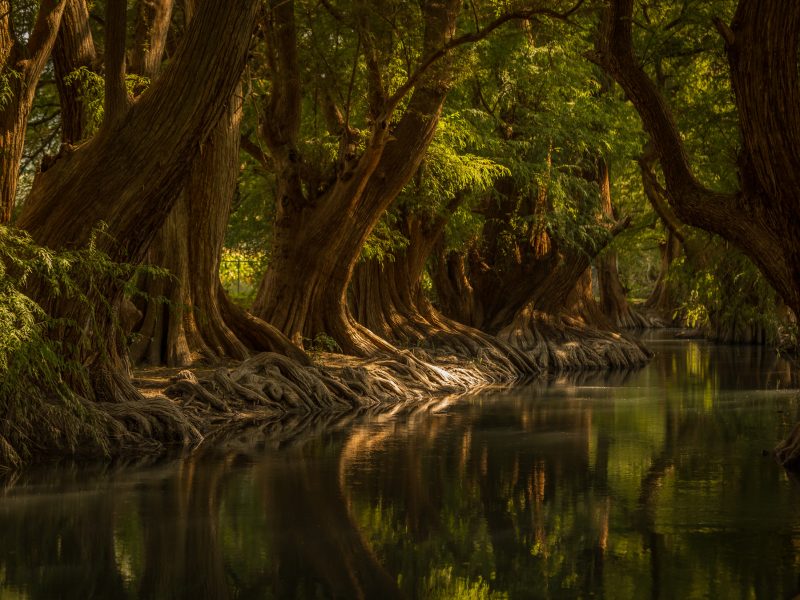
top-left (18, 0), bottom-right (259, 403)
top-left (350, 210), bottom-right (537, 376)
top-left (249, 0), bottom-right (460, 357)
top-left (131, 87), bottom-right (304, 367)
top-left (351, 214), bottom-right (440, 346)
top-left (644, 230), bottom-right (681, 318)
top-left (0, 0), bottom-right (67, 222)
top-left (498, 268), bottom-right (652, 371)
top-left (430, 178), bottom-right (560, 333)
top-left (249, 101), bottom-right (449, 353)
top-left (52, 0), bottom-right (96, 145)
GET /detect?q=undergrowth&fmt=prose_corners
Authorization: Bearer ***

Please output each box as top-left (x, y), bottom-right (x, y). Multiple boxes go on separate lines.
top-left (0, 225), bottom-right (160, 470)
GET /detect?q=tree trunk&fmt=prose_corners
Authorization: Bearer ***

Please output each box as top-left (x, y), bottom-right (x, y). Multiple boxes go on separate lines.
top-left (18, 0), bottom-right (260, 403)
top-left (594, 0), bottom-right (800, 316)
top-left (429, 177), bottom-right (560, 334)
top-left (350, 209), bottom-right (537, 376)
top-left (52, 0), bottom-right (96, 145)
top-left (430, 241), bottom-right (484, 328)
top-left (595, 159), bottom-right (652, 328)
top-left (0, 0), bottom-right (67, 222)
top-left (498, 268), bottom-right (652, 371)
top-left (131, 0), bottom-right (174, 80)
top-left (351, 214), bottom-right (441, 346)
top-left (644, 229), bottom-right (681, 318)
top-left (248, 0), bottom-right (461, 357)
top-left (131, 86), bottom-right (304, 367)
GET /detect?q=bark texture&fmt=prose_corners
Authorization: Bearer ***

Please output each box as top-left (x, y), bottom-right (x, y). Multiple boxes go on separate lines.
top-left (52, 0), bottom-right (96, 145)
top-left (250, 0), bottom-right (461, 356)
top-left (0, 0), bottom-right (67, 222)
top-left (18, 0), bottom-right (260, 410)
top-left (131, 0), bottom-right (174, 79)
top-left (350, 206), bottom-right (538, 378)
top-left (131, 87), bottom-right (305, 367)
top-left (497, 269), bottom-right (652, 371)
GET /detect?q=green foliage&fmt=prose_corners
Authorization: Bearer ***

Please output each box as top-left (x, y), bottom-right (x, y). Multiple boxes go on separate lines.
top-left (63, 67), bottom-right (150, 138)
top-left (218, 248), bottom-right (268, 308)
top-left (361, 212), bottom-right (410, 264)
top-left (420, 112), bottom-right (511, 206)
top-left (669, 237), bottom-right (785, 343)
top-left (0, 68), bottom-right (21, 110)
top-left (308, 332), bottom-right (342, 354)
top-left (0, 225), bottom-right (160, 470)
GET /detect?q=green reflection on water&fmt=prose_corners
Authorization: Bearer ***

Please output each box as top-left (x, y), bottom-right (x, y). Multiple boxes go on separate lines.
top-left (1, 336), bottom-right (800, 599)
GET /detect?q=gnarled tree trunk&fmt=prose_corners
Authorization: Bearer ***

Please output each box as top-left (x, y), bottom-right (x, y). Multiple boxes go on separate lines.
top-left (350, 206), bottom-right (537, 377)
top-left (131, 86), bottom-right (304, 367)
top-left (18, 0), bottom-right (260, 404)
top-left (249, 0), bottom-right (461, 357)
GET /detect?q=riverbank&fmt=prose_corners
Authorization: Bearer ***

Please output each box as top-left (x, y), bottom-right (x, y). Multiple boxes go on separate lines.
top-left (0, 329), bottom-right (652, 472)
top-left (134, 330), bottom-right (653, 451)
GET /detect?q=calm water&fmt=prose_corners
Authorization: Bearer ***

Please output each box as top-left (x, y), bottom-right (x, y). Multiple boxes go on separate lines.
top-left (3, 335), bottom-right (800, 599)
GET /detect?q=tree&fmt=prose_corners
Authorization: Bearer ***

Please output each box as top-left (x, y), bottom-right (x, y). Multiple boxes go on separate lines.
top-left (593, 0), bottom-right (800, 316)
top-left (0, 0), bottom-right (67, 222)
top-left (17, 0), bottom-right (260, 401)
top-left (128, 1), bottom-right (304, 367)
top-left (596, 158), bottom-right (653, 329)
top-left (245, 0), bottom-right (582, 356)
top-left (592, 0), bottom-right (800, 464)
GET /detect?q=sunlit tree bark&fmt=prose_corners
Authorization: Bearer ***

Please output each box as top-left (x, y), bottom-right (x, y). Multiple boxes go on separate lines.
top-left (18, 0), bottom-right (260, 402)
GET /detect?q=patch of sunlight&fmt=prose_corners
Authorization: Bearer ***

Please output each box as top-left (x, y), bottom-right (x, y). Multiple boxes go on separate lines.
top-left (421, 566), bottom-right (508, 600)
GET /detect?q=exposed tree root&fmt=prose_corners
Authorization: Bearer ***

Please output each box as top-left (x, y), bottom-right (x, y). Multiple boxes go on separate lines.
top-left (5, 316), bottom-right (652, 471)
top-left (497, 307), bottom-right (652, 371)
top-left (161, 346), bottom-right (520, 425)
top-left (606, 304), bottom-right (665, 330)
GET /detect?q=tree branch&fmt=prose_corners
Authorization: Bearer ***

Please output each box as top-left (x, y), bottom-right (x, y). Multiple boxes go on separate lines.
top-left (589, 0), bottom-right (736, 229)
top-left (240, 134), bottom-right (273, 171)
top-left (638, 158), bottom-right (685, 244)
top-left (22, 0), bottom-right (66, 65)
top-left (381, 0), bottom-right (586, 119)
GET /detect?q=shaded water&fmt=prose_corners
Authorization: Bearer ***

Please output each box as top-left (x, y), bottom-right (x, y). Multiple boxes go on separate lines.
top-left (3, 334), bottom-right (800, 599)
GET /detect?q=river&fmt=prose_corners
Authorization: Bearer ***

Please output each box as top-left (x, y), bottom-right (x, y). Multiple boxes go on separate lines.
top-left (2, 334), bottom-right (800, 599)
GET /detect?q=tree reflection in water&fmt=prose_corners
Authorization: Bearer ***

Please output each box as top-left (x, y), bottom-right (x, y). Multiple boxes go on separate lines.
top-left (1, 336), bottom-right (800, 598)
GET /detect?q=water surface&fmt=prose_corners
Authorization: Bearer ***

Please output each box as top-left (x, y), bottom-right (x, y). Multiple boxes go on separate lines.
top-left (2, 335), bottom-right (800, 599)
